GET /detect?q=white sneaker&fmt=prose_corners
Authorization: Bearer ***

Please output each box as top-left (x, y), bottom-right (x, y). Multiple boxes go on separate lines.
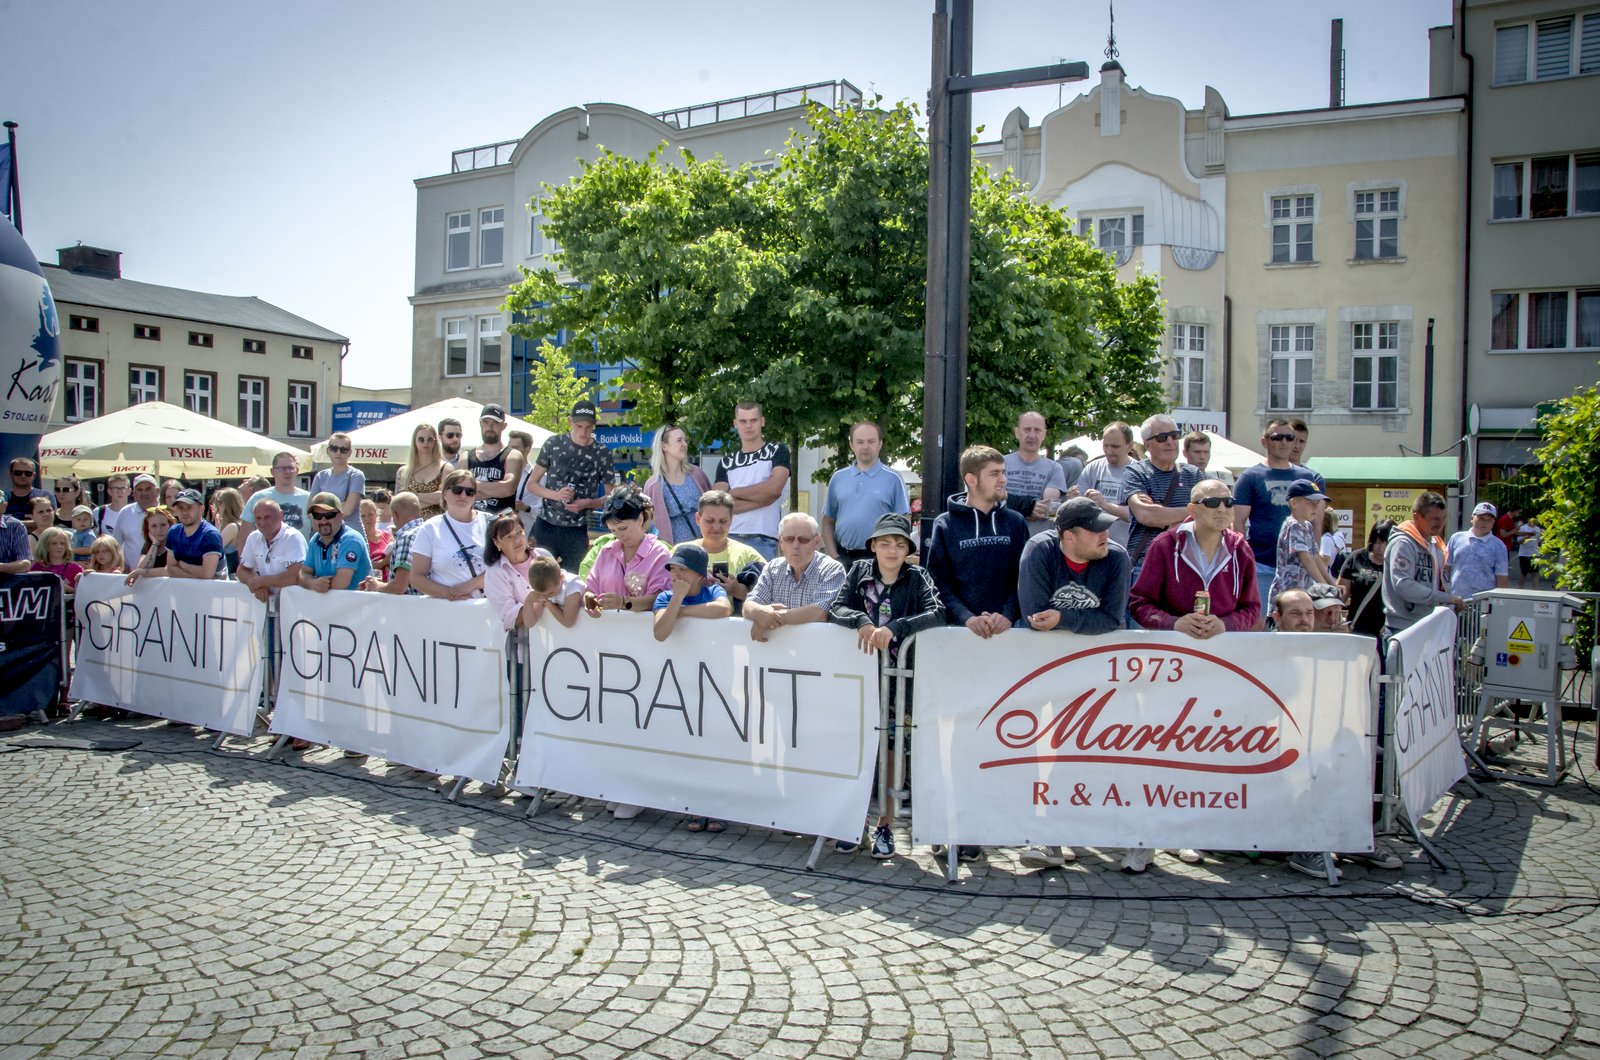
top-left (1019, 846), bottom-right (1066, 869)
top-left (1120, 847), bottom-right (1154, 873)
top-left (1176, 848), bottom-right (1204, 864)
top-left (605, 801), bottom-right (619, 812)
top-left (611, 803), bottom-right (643, 820)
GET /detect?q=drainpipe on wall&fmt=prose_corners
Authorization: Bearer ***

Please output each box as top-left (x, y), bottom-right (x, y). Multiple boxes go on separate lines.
top-left (1221, 295), bottom-right (1232, 434)
top-left (1456, 0), bottom-right (1476, 506)
top-left (1423, 317), bottom-right (1435, 455)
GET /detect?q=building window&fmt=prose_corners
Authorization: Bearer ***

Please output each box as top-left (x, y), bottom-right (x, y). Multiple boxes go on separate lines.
top-left (291, 345), bottom-right (313, 360)
top-left (1351, 322), bottom-right (1400, 410)
top-left (1495, 13), bottom-right (1600, 84)
top-left (69, 315), bottom-right (98, 333)
top-left (444, 318), bottom-right (469, 377)
top-left (1169, 324), bottom-right (1206, 408)
top-left (1268, 325), bottom-right (1314, 410)
top-left (446, 211), bottom-right (472, 271)
top-left (477, 315), bottom-right (503, 375)
top-left (529, 211), bottom-right (559, 258)
top-left (1271, 195), bottom-right (1315, 263)
top-left (133, 323), bottom-right (161, 341)
top-left (63, 359), bottom-right (101, 422)
top-left (1490, 287), bottom-right (1600, 350)
top-left (479, 207), bottom-right (505, 267)
top-left (287, 381), bottom-right (315, 437)
top-left (1353, 189), bottom-right (1400, 259)
top-left (188, 331), bottom-right (213, 348)
top-left (243, 338), bottom-right (265, 353)
top-left (239, 376), bottom-right (267, 433)
top-left (183, 371), bottom-right (215, 417)
top-left (1493, 153), bottom-right (1600, 220)
top-left (129, 366), bottom-right (161, 405)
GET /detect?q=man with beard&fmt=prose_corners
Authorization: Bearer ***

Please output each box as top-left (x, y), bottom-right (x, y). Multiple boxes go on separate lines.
top-left (467, 403), bottom-right (525, 518)
top-left (437, 418), bottom-right (464, 465)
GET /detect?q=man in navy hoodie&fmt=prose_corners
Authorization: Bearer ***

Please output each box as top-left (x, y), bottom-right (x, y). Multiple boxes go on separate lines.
top-left (925, 445), bottom-right (1030, 639)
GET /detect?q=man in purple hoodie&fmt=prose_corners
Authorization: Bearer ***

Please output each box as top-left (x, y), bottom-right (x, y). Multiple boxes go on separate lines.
top-left (924, 446), bottom-right (1031, 639)
top-left (1129, 478), bottom-right (1260, 635)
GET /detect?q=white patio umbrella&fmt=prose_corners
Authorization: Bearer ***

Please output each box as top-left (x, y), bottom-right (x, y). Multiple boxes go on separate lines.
top-left (1061, 427), bottom-right (1261, 475)
top-left (310, 397), bottom-right (554, 465)
top-left (38, 402), bottom-right (310, 480)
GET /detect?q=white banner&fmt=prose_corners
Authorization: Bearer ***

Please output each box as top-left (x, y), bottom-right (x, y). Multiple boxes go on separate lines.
top-left (911, 628), bottom-right (1377, 851)
top-left (72, 573), bottom-right (267, 736)
top-left (273, 588), bottom-right (512, 784)
top-left (1389, 606), bottom-right (1467, 820)
top-left (515, 615), bottom-right (880, 840)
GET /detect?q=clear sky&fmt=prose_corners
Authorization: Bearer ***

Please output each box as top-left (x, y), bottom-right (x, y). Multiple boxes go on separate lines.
top-left (6, 0), bottom-right (1450, 389)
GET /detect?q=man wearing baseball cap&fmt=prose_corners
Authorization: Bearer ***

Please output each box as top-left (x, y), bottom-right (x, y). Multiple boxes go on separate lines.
top-left (298, 492), bottom-right (371, 593)
top-left (652, 542), bottom-right (732, 642)
top-left (524, 399), bottom-right (617, 571)
top-left (1016, 497), bottom-right (1130, 635)
top-left (1267, 479), bottom-right (1336, 604)
top-left (1447, 501), bottom-right (1509, 601)
top-left (467, 403), bottom-right (525, 519)
top-left (128, 488), bottom-right (223, 582)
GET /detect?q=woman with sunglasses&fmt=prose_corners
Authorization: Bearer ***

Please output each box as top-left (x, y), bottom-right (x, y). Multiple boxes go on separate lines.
top-left (311, 432), bottom-right (368, 527)
top-left (399, 423), bottom-right (452, 520)
top-left (1129, 478), bottom-right (1260, 634)
top-left (409, 469), bottom-right (489, 600)
top-left (50, 477), bottom-right (86, 530)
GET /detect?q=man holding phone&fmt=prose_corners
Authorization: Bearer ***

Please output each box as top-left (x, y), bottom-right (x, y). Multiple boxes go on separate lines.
top-left (688, 490), bottom-right (763, 612)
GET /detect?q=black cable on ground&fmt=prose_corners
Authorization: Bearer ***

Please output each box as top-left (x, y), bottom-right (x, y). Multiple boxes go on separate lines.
top-left (7, 736), bottom-right (1600, 921)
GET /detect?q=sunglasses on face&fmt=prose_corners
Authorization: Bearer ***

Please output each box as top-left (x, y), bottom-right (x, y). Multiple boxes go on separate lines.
top-left (1145, 430), bottom-right (1182, 443)
top-left (328, 445), bottom-right (351, 454)
top-left (1265, 432), bottom-right (1296, 443)
top-left (443, 433), bottom-right (461, 441)
top-left (55, 485), bottom-right (77, 492)
top-left (311, 511), bottom-right (339, 521)
top-left (448, 485), bottom-right (477, 497)
top-left (418, 436), bottom-right (435, 443)
top-left (1195, 496), bottom-right (1236, 509)
top-left (11, 470), bottom-right (35, 478)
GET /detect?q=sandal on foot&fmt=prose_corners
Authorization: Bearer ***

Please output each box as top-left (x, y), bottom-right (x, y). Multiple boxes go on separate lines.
top-left (705, 820), bottom-right (725, 833)
top-left (685, 817), bottom-right (707, 832)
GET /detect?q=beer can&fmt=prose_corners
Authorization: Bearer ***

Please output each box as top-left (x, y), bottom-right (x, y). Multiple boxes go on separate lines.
top-left (1194, 590), bottom-right (1211, 616)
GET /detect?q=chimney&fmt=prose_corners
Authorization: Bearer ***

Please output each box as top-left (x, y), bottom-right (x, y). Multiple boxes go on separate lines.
top-left (1330, 19), bottom-right (1346, 108)
top-left (57, 245), bottom-right (122, 279)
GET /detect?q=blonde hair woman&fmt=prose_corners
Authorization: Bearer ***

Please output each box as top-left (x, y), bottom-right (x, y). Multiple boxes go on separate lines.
top-left (399, 422), bottom-right (451, 519)
top-left (642, 424), bottom-right (709, 545)
top-left (210, 487), bottom-right (245, 578)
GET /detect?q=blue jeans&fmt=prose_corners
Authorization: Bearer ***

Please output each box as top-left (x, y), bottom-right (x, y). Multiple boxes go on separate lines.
top-left (734, 533), bottom-right (778, 560)
top-left (1256, 564), bottom-right (1276, 612)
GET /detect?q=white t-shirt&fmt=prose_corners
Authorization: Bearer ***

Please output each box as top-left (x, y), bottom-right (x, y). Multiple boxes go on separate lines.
top-left (1517, 522), bottom-right (1541, 558)
top-left (238, 527), bottom-right (309, 581)
top-left (411, 511), bottom-right (490, 594)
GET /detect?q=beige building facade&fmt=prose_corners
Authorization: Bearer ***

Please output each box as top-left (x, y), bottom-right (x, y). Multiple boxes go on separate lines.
top-left (410, 82), bottom-right (861, 414)
top-left (978, 60), bottom-right (1466, 461)
top-left (44, 246), bottom-right (348, 447)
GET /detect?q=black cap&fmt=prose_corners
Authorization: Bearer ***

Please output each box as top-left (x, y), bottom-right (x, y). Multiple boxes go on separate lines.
top-left (570, 400), bottom-right (598, 422)
top-left (866, 512), bottom-right (915, 544)
top-left (1055, 496), bottom-right (1116, 533)
top-left (479, 403), bottom-right (508, 423)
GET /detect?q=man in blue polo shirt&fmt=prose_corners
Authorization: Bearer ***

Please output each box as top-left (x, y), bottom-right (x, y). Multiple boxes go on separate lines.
top-left (822, 420), bottom-right (910, 568)
top-left (127, 489), bottom-right (224, 583)
top-left (299, 491), bottom-right (371, 592)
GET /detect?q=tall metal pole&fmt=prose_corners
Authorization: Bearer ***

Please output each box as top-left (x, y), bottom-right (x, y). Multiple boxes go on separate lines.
top-left (921, 2), bottom-right (951, 544)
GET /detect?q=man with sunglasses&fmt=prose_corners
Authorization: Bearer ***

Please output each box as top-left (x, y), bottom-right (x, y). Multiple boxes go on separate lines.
top-left (437, 418), bottom-right (464, 465)
top-left (298, 492), bottom-right (372, 593)
top-left (310, 432), bottom-right (367, 529)
top-left (243, 453), bottom-right (312, 539)
top-left (5, 458), bottom-right (50, 520)
top-left (1130, 479), bottom-right (1260, 635)
top-left (1123, 415), bottom-right (1204, 578)
top-left (1234, 418), bottom-right (1321, 608)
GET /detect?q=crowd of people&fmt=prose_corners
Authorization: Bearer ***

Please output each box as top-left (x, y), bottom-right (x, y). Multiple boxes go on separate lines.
top-left (2, 401), bottom-right (1532, 873)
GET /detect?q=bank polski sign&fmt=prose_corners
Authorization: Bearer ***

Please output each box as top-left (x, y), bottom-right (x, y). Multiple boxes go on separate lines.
top-left (0, 220), bottom-right (61, 462)
top-left (911, 628), bottom-right (1375, 851)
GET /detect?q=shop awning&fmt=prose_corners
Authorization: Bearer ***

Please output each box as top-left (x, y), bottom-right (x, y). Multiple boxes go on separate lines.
top-left (1304, 456), bottom-right (1460, 484)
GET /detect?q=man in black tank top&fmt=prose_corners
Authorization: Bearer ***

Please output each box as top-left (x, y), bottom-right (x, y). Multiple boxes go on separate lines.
top-left (468, 403), bottom-right (525, 516)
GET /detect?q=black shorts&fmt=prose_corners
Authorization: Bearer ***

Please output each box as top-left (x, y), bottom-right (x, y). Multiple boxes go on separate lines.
top-left (1518, 555), bottom-right (1535, 575)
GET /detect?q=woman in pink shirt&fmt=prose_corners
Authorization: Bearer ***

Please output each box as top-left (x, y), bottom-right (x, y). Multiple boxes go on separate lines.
top-left (582, 488), bottom-right (671, 616)
top-left (482, 513), bottom-right (582, 630)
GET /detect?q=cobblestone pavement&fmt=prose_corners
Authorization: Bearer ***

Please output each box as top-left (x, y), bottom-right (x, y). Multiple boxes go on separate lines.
top-left (4, 718), bottom-right (1600, 1059)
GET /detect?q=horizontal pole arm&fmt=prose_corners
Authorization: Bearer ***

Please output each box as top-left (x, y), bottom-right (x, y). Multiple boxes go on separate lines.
top-left (947, 62), bottom-right (1090, 94)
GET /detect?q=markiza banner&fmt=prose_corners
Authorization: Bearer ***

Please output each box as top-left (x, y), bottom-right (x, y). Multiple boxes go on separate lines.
top-left (910, 628), bottom-right (1377, 851)
top-left (71, 573), bottom-right (266, 736)
top-left (515, 615), bottom-right (880, 841)
top-left (272, 588), bottom-right (512, 784)
top-left (1388, 606), bottom-right (1467, 821)
top-left (1, 572), bottom-right (65, 717)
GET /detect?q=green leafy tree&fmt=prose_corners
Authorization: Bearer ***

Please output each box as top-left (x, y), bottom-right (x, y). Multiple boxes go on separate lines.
top-left (1532, 382), bottom-right (1600, 594)
top-left (522, 340), bottom-right (592, 434)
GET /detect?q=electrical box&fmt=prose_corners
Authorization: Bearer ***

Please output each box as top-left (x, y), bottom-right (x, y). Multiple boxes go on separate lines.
top-left (1475, 588), bottom-right (1582, 697)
